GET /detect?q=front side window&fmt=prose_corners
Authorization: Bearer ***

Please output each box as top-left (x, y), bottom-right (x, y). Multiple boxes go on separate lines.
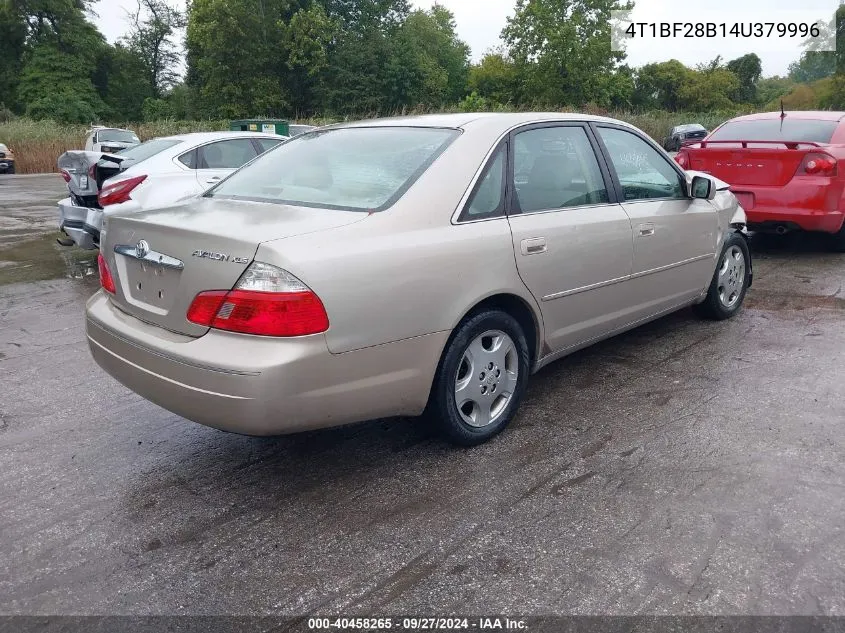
top-left (198, 139), bottom-right (259, 169)
top-left (596, 127), bottom-right (685, 201)
top-left (208, 127), bottom-right (459, 212)
top-left (460, 146), bottom-right (505, 221)
top-left (513, 126), bottom-right (609, 213)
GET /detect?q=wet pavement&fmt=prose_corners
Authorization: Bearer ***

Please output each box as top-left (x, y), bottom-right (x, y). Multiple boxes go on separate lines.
top-left (1, 175), bottom-right (844, 616)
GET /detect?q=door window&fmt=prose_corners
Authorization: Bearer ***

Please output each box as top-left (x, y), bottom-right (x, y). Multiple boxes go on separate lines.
top-left (512, 126), bottom-right (609, 213)
top-left (596, 127), bottom-right (686, 201)
top-left (197, 139), bottom-right (259, 169)
top-left (459, 146), bottom-right (506, 221)
top-left (256, 138), bottom-right (284, 153)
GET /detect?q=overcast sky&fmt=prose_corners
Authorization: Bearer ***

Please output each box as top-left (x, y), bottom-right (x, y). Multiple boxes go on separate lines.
top-left (92, 0), bottom-right (839, 77)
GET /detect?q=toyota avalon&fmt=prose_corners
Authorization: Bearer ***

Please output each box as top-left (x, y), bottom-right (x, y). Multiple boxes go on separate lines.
top-left (87, 113), bottom-right (751, 445)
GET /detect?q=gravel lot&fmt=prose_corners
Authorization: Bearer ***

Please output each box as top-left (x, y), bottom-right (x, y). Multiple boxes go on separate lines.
top-left (1, 174), bottom-right (844, 617)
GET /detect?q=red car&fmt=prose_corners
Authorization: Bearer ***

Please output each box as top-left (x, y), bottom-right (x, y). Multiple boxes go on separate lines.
top-left (675, 111), bottom-right (845, 250)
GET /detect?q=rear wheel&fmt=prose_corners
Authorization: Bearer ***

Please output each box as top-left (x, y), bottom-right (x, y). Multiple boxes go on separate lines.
top-left (428, 310), bottom-right (530, 446)
top-left (694, 233), bottom-right (751, 320)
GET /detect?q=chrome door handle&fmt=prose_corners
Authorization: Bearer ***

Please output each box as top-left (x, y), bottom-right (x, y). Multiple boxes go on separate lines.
top-left (520, 237), bottom-right (547, 255)
top-left (205, 176), bottom-right (222, 184)
top-left (638, 223), bottom-right (655, 237)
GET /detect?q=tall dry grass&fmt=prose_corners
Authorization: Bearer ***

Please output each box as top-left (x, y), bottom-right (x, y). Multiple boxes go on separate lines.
top-left (1, 110), bottom-right (748, 174)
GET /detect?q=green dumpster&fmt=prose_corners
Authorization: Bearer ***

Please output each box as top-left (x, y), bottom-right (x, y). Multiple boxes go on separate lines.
top-left (230, 119), bottom-right (290, 137)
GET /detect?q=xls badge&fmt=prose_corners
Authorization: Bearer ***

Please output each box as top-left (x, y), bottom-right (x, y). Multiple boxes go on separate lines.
top-left (192, 249), bottom-right (250, 264)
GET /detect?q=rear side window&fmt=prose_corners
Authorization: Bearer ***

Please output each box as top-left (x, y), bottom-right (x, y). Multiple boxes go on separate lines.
top-left (709, 119), bottom-right (839, 143)
top-left (460, 146), bottom-right (505, 221)
top-left (257, 138), bottom-right (284, 153)
top-left (513, 126), bottom-right (609, 213)
top-left (208, 127), bottom-right (459, 212)
top-left (197, 139), bottom-right (259, 169)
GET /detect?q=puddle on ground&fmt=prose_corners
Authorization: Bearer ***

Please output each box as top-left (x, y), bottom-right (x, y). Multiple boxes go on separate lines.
top-left (0, 233), bottom-right (97, 286)
top-left (745, 291), bottom-right (845, 312)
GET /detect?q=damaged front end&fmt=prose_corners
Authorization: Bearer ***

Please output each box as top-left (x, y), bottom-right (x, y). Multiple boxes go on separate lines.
top-left (57, 151), bottom-right (124, 250)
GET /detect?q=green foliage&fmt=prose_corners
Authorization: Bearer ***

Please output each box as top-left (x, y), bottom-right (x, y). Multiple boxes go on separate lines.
top-left (756, 76), bottom-right (795, 107)
top-left (122, 0), bottom-right (186, 97)
top-left (726, 53), bottom-right (762, 103)
top-left (25, 87), bottom-right (103, 123)
top-left (468, 52), bottom-right (519, 106)
top-left (632, 60), bottom-right (689, 111)
top-left (502, 0), bottom-right (633, 108)
top-left (0, 0), bottom-right (27, 111)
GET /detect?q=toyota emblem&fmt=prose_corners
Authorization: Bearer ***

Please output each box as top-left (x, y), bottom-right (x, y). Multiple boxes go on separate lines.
top-left (135, 240), bottom-right (149, 259)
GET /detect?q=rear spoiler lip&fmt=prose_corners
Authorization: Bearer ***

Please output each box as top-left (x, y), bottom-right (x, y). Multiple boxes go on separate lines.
top-left (691, 140), bottom-right (826, 150)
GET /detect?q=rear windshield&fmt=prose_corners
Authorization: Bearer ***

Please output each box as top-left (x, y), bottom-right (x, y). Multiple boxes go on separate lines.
top-left (99, 129), bottom-right (140, 143)
top-left (709, 119), bottom-right (839, 143)
top-left (207, 127), bottom-right (460, 211)
top-left (117, 138), bottom-right (182, 164)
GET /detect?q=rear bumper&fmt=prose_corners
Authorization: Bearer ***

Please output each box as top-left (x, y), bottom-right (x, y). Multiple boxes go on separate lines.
top-left (730, 182), bottom-right (845, 234)
top-left (745, 207), bottom-right (845, 233)
top-left (85, 291), bottom-right (447, 436)
top-left (58, 198), bottom-right (101, 250)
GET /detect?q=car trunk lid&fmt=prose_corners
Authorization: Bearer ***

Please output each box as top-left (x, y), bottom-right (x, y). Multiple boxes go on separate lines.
top-left (102, 197), bottom-right (367, 336)
top-left (685, 141), bottom-right (823, 187)
top-left (58, 151), bottom-right (125, 208)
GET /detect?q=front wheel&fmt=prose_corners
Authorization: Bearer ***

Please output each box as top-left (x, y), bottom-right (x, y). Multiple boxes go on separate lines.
top-left (427, 310), bottom-right (530, 446)
top-left (694, 233), bottom-right (751, 320)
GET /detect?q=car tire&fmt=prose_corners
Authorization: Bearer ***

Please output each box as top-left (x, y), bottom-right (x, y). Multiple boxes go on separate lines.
top-left (427, 310), bottom-right (530, 446)
top-left (693, 232), bottom-right (751, 320)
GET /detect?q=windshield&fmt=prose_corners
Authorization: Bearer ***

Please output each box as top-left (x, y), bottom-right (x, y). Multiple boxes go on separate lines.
top-left (99, 129), bottom-right (140, 143)
top-left (115, 138), bottom-right (182, 164)
top-left (709, 119), bottom-right (839, 143)
top-left (207, 126), bottom-right (459, 211)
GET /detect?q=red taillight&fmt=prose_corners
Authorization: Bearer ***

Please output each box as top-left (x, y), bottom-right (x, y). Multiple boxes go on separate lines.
top-left (797, 152), bottom-right (837, 177)
top-left (188, 289), bottom-right (329, 337)
top-left (188, 262), bottom-right (330, 337)
top-left (674, 150), bottom-right (690, 168)
top-left (60, 170), bottom-right (71, 183)
top-left (98, 175), bottom-right (147, 206)
top-left (97, 253), bottom-right (116, 294)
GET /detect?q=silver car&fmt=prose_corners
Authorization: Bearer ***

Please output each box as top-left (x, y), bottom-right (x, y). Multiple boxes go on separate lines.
top-left (86, 113), bottom-right (752, 445)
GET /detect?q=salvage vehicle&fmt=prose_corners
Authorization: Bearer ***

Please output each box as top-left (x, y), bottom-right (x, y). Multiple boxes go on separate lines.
top-left (87, 113), bottom-right (751, 446)
top-left (58, 131), bottom-right (287, 249)
top-left (0, 143), bottom-right (15, 174)
top-left (675, 111), bottom-right (845, 250)
top-left (85, 127), bottom-right (141, 154)
top-left (663, 123), bottom-right (709, 152)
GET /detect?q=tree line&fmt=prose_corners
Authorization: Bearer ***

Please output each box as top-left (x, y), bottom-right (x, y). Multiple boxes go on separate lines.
top-left (0, 0), bottom-right (842, 124)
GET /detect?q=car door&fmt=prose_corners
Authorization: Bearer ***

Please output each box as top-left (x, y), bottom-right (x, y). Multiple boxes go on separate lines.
top-left (593, 124), bottom-right (719, 316)
top-left (194, 138), bottom-right (261, 189)
top-left (506, 123), bottom-right (635, 354)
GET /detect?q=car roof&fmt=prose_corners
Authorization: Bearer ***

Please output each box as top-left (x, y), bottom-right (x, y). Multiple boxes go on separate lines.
top-left (156, 131), bottom-right (288, 143)
top-left (730, 111), bottom-right (845, 122)
top-left (329, 112), bottom-right (639, 132)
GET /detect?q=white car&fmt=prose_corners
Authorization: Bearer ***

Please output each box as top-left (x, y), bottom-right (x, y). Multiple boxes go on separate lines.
top-left (84, 127), bottom-right (141, 154)
top-left (58, 131), bottom-right (288, 249)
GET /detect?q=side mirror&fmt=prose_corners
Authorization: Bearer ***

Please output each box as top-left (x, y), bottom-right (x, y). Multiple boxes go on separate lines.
top-left (690, 175), bottom-right (715, 201)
